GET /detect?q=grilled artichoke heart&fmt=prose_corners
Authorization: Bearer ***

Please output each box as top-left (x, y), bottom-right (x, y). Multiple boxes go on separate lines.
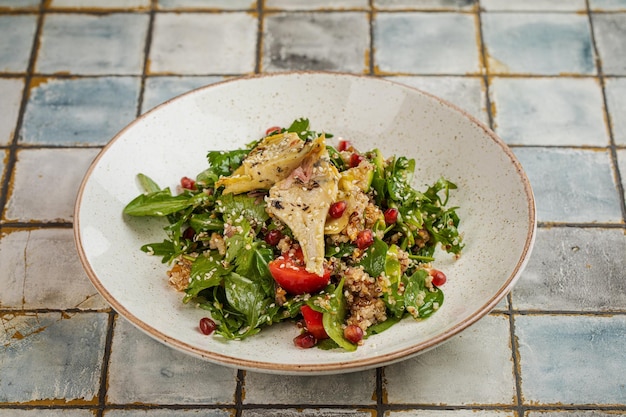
top-left (216, 132), bottom-right (321, 195)
top-left (265, 137), bottom-right (340, 276)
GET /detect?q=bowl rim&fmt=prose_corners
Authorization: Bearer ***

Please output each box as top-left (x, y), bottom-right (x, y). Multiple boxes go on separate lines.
top-left (73, 71), bottom-right (537, 374)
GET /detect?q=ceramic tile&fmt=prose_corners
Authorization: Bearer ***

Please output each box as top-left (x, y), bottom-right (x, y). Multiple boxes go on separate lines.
top-left (605, 77), bottom-right (626, 146)
top-left (3, 148), bottom-right (100, 222)
top-left (0, 411), bottom-right (95, 417)
top-left (0, 15), bottom-right (37, 73)
top-left (263, 12), bottom-right (369, 73)
top-left (389, 76), bottom-right (488, 123)
top-left (265, 0), bottom-right (368, 10)
top-left (373, 12), bottom-right (480, 75)
top-left (142, 75), bottom-right (224, 113)
top-left (592, 13), bottom-right (626, 75)
top-left (387, 411), bottom-right (515, 417)
top-left (513, 147), bottom-right (623, 223)
top-left (590, 0), bottom-right (626, 10)
top-left (515, 314), bottom-right (626, 405)
top-left (489, 77), bottom-right (609, 146)
top-left (0, 0), bottom-right (39, 9)
top-left (481, 0), bottom-right (586, 11)
top-left (105, 410), bottom-right (233, 417)
top-left (513, 227), bottom-right (626, 311)
top-left (157, 0), bottom-right (256, 9)
top-left (0, 228), bottom-right (108, 310)
top-left (0, 311), bottom-right (108, 403)
top-left (527, 412), bottom-right (626, 417)
top-left (384, 314), bottom-right (515, 405)
top-left (20, 76), bottom-right (140, 146)
top-left (243, 370), bottom-right (376, 405)
top-left (36, 13), bottom-right (148, 75)
top-left (149, 12), bottom-right (257, 75)
top-left (48, 0), bottom-right (150, 8)
top-left (107, 317), bottom-right (238, 405)
top-left (241, 411), bottom-right (372, 417)
top-left (482, 13), bottom-right (595, 75)
top-left (374, 0), bottom-right (477, 10)
top-left (0, 77), bottom-right (24, 145)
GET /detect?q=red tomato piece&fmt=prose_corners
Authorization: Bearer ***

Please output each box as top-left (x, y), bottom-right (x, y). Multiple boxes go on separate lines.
top-left (300, 305), bottom-right (329, 340)
top-left (268, 255), bottom-right (331, 295)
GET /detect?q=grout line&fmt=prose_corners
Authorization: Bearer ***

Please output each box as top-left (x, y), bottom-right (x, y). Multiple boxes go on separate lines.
top-left (135, 0), bottom-right (157, 118)
top-left (475, 0), bottom-right (496, 131)
top-left (255, 0), bottom-right (264, 74)
top-left (95, 310), bottom-right (117, 416)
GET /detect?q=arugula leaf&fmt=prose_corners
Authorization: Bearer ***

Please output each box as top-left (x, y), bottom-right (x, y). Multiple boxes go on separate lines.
top-left (183, 252), bottom-right (231, 301)
top-left (215, 193), bottom-right (269, 224)
top-left (284, 117), bottom-right (333, 141)
top-left (137, 173), bottom-right (161, 193)
top-left (123, 189), bottom-right (192, 216)
top-left (140, 240), bottom-right (176, 263)
top-left (196, 148), bottom-right (250, 187)
top-left (188, 213), bottom-right (224, 232)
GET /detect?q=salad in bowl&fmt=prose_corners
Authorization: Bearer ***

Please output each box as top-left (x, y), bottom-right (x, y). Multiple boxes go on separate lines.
top-left (123, 118), bottom-right (463, 351)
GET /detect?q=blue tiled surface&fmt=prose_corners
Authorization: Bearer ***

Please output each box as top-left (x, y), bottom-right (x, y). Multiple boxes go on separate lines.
top-left (481, 12), bottom-right (596, 75)
top-left (374, 12), bottom-right (480, 74)
top-left (20, 77), bottom-right (141, 146)
top-left (0, 15), bottom-right (38, 72)
top-left (0, 1), bottom-right (625, 416)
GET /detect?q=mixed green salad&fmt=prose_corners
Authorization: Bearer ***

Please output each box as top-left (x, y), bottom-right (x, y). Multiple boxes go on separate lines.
top-left (123, 118), bottom-right (463, 351)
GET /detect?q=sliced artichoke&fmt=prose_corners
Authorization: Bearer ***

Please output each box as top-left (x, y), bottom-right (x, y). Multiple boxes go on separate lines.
top-left (266, 138), bottom-right (339, 276)
top-left (216, 132), bottom-right (320, 195)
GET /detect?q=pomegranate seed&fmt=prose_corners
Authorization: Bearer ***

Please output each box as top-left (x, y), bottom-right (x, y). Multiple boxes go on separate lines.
top-left (356, 229), bottom-right (374, 250)
top-left (180, 176), bottom-right (196, 190)
top-left (349, 153), bottom-right (365, 168)
top-left (293, 332), bottom-right (317, 349)
top-left (182, 227), bottom-right (196, 240)
top-left (199, 317), bottom-right (217, 335)
top-left (344, 325), bottom-right (364, 344)
top-left (265, 126), bottom-right (281, 136)
top-left (430, 269), bottom-right (447, 286)
top-left (264, 229), bottom-right (283, 246)
top-left (384, 207), bottom-right (399, 224)
top-left (328, 201), bottom-right (347, 219)
top-left (338, 140), bottom-right (352, 152)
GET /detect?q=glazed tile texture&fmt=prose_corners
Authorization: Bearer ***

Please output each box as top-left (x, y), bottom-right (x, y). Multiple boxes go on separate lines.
top-left (0, 0), bottom-right (625, 414)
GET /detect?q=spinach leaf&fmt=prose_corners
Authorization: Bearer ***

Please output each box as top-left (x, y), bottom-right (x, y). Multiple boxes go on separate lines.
top-left (357, 238), bottom-right (388, 278)
top-left (403, 269), bottom-right (444, 319)
top-left (321, 279), bottom-right (357, 351)
top-left (224, 272), bottom-right (271, 338)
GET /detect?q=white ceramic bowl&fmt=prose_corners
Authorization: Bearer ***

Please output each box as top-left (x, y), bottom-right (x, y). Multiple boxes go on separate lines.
top-left (74, 72), bottom-right (536, 374)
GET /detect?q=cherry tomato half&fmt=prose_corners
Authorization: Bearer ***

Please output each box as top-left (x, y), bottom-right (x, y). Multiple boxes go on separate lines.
top-left (268, 251), bottom-right (331, 295)
top-left (300, 305), bottom-right (328, 340)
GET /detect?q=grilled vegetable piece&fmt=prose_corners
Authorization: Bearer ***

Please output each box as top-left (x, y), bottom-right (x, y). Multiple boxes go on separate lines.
top-left (216, 132), bottom-right (320, 195)
top-left (266, 135), bottom-right (339, 276)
